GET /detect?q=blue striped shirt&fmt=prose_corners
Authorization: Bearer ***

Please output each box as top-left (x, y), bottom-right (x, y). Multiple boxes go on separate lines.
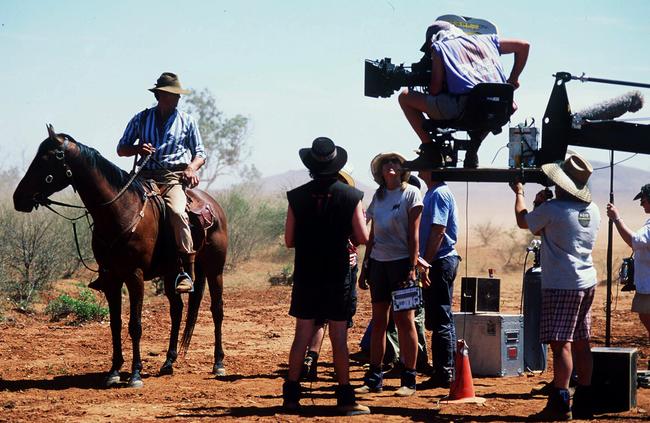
top-left (117, 107), bottom-right (206, 169)
top-left (432, 34), bottom-right (506, 95)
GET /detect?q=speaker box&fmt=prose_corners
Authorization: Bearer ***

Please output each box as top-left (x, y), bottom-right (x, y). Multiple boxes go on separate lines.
top-left (460, 277), bottom-right (500, 313)
top-left (591, 347), bottom-right (637, 413)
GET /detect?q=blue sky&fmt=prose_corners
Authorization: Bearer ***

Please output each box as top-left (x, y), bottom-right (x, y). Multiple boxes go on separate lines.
top-left (1, 0), bottom-right (649, 188)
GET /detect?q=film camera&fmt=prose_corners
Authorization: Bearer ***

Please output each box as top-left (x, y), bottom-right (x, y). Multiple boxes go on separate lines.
top-left (364, 55), bottom-right (431, 98)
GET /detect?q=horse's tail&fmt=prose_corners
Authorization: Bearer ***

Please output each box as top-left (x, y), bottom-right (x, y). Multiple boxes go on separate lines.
top-left (179, 264), bottom-right (207, 355)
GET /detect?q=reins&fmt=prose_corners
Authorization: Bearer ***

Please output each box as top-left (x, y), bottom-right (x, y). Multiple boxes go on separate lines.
top-left (37, 140), bottom-right (159, 274)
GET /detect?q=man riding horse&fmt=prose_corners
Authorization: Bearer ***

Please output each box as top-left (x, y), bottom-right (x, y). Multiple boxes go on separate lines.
top-left (112, 72), bottom-right (205, 294)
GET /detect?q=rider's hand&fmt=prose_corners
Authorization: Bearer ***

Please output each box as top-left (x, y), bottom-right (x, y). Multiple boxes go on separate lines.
top-left (139, 143), bottom-right (156, 156)
top-left (181, 167), bottom-right (200, 188)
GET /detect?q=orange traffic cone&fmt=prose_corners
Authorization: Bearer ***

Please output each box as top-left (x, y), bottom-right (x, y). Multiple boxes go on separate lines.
top-left (442, 339), bottom-right (485, 404)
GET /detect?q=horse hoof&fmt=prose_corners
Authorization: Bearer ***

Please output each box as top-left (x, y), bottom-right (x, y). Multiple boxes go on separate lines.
top-left (128, 377), bottom-right (144, 388)
top-left (105, 373), bottom-right (121, 387)
top-left (159, 363), bottom-right (174, 376)
top-left (213, 366), bottom-right (226, 377)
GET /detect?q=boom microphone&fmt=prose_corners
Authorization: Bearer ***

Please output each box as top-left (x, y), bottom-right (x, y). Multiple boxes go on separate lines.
top-left (573, 91), bottom-right (644, 126)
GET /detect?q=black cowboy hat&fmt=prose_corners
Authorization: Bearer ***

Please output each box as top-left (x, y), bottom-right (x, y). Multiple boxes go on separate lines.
top-left (299, 137), bottom-right (348, 176)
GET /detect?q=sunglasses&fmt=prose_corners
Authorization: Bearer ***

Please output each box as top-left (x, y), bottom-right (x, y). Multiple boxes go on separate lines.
top-left (382, 158), bottom-right (402, 165)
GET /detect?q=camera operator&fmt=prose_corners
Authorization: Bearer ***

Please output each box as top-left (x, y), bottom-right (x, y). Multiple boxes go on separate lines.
top-left (398, 21), bottom-right (529, 168)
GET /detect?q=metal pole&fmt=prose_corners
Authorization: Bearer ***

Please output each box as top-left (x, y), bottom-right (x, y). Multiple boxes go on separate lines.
top-left (566, 73), bottom-right (650, 89)
top-left (605, 150), bottom-right (614, 346)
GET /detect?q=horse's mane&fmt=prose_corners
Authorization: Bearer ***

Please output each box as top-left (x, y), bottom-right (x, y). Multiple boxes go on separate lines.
top-left (63, 135), bottom-right (145, 198)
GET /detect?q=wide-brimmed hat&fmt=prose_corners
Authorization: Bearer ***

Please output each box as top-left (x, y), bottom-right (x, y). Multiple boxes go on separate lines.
top-left (338, 167), bottom-right (355, 187)
top-left (148, 72), bottom-right (191, 95)
top-left (541, 153), bottom-right (593, 203)
top-left (299, 137), bottom-right (348, 176)
top-left (633, 184), bottom-right (650, 201)
top-left (370, 151), bottom-right (410, 185)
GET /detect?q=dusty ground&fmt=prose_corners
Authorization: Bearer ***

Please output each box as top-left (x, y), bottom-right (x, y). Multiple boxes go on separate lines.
top-left (0, 257), bottom-right (648, 422)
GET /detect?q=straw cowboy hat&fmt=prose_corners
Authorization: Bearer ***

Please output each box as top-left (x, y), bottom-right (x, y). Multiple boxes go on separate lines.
top-left (541, 153), bottom-right (593, 203)
top-left (370, 151), bottom-right (410, 185)
top-left (299, 137), bottom-right (348, 176)
top-left (148, 72), bottom-right (191, 95)
top-left (338, 167), bottom-right (355, 187)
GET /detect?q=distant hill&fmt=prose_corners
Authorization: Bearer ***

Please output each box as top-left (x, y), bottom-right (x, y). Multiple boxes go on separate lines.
top-left (258, 162), bottom-right (650, 226)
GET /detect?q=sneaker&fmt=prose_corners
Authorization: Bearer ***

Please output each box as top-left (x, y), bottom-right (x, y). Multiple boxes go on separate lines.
top-left (395, 385), bottom-right (416, 397)
top-left (336, 403), bottom-right (371, 416)
top-left (354, 384), bottom-right (382, 394)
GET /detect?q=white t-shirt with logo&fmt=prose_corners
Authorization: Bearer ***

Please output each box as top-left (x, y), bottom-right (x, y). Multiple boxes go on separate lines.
top-left (632, 219), bottom-right (650, 294)
top-left (525, 200), bottom-right (601, 290)
top-left (367, 184), bottom-right (423, 262)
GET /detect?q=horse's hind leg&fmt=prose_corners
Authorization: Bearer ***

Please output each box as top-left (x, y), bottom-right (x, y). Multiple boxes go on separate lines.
top-left (208, 271), bottom-right (226, 376)
top-left (160, 274), bottom-right (183, 375)
top-left (126, 271), bottom-right (145, 388)
top-left (104, 284), bottom-right (124, 387)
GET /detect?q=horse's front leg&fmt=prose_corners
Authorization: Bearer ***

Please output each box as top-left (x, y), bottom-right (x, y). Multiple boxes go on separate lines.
top-left (126, 270), bottom-right (145, 388)
top-left (160, 274), bottom-right (183, 375)
top-left (104, 283), bottom-right (124, 387)
top-left (208, 272), bottom-right (226, 376)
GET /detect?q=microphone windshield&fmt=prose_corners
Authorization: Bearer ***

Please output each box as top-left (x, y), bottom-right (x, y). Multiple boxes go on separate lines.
top-left (574, 91), bottom-right (644, 124)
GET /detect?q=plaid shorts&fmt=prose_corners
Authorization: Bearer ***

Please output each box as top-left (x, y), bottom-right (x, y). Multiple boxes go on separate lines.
top-left (540, 286), bottom-right (595, 343)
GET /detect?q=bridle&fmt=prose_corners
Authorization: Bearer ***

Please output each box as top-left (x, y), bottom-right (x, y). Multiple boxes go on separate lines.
top-left (35, 135), bottom-right (156, 273)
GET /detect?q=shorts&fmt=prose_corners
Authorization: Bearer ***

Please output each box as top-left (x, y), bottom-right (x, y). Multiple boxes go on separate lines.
top-left (368, 257), bottom-right (410, 304)
top-left (540, 286), bottom-right (595, 343)
top-left (314, 266), bottom-right (358, 328)
top-left (425, 94), bottom-right (467, 120)
top-left (289, 266), bottom-right (356, 323)
top-left (632, 292), bottom-right (650, 314)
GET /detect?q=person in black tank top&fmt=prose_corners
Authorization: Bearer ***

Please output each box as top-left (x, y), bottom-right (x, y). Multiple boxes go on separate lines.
top-left (282, 137), bottom-right (370, 416)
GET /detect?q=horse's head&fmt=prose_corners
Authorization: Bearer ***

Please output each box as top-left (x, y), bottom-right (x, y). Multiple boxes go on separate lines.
top-left (13, 125), bottom-right (75, 212)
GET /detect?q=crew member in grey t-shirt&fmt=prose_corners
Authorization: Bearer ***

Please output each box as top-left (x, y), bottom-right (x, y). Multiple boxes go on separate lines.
top-left (510, 153), bottom-right (600, 420)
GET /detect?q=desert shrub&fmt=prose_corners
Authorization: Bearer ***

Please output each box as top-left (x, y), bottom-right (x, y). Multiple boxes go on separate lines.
top-left (0, 206), bottom-right (69, 309)
top-left (46, 288), bottom-right (108, 324)
top-left (499, 227), bottom-right (535, 270)
top-left (216, 187), bottom-right (286, 268)
top-left (474, 220), bottom-right (503, 247)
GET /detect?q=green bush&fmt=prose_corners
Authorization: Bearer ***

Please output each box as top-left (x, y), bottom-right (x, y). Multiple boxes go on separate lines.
top-left (216, 186), bottom-right (286, 269)
top-left (46, 289), bottom-right (108, 324)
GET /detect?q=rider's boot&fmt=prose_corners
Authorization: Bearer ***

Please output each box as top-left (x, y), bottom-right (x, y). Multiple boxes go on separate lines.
top-left (175, 252), bottom-right (196, 294)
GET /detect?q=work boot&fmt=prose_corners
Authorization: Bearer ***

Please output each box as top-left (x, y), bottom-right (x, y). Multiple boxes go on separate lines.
top-left (529, 387), bottom-right (572, 421)
top-left (175, 252), bottom-right (196, 294)
top-left (571, 385), bottom-right (594, 420)
top-left (336, 384), bottom-right (370, 416)
top-left (282, 380), bottom-right (301, 411)
top-left (403, 143), bottom-right (444, 171)
top-left (301, 351), bottom-right (319, 381)
top-left (395, 368), bottom-right (417, 397)
top-left (355, 365), bottom-right (383, 394)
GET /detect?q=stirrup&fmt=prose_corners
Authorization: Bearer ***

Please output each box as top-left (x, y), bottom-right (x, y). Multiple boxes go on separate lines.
top-left (174, 272), bottom-right (194, 293)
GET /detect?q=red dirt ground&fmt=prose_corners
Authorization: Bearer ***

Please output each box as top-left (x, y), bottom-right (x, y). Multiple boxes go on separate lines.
top-left (0, 265), bottom-right (648, 422)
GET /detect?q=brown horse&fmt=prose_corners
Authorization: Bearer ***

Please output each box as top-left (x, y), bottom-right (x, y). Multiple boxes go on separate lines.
top-left (13, 125), bottom-right (228, 387)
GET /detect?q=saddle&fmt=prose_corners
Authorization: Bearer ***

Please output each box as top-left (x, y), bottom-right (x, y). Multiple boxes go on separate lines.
top-left (142, 181), bottom-right (216, 249)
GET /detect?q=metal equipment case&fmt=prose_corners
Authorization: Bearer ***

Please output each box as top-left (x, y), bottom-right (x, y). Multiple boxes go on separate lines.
top-left (453, 312), bottom-right (524, 377)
